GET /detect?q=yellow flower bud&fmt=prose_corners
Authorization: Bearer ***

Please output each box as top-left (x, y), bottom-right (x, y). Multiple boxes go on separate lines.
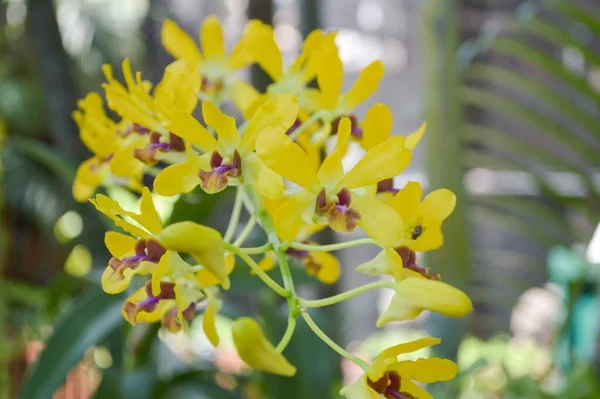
top-left (232, 317), bottom-right (296, 377)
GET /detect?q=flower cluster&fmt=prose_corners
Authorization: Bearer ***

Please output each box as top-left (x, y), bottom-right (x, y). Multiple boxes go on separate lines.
top-left (73, 16), bottom-right (472, 398)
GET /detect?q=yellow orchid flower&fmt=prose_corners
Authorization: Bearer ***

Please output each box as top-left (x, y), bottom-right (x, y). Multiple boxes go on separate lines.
top-left (101, 59), bottom-right (201, 178)
top-left (72, 93), bottom-right (144, 202)
top-left (386, 181), bottom-right (456, 253)
top-left (232, 317), bottom-right (296, 376)
top-left (122, 281), bottom-right (177, 324)
top-left (256, 117), bottom-right (412, 245)
top-left (377, 272), bottom-right (472, 327)
top-left (359, 103), bottom-right (427, 152)
top-left (154, 95), bottom-right (298, 197)
top-left (340, 337), bottom-right (458, 399)
top-left (92, 188), bottom-right (229, 292)
top-left (122, 279), bottom-right (212, 339)
top-left (305, 38), bottom-right (384, 142)
top-left (150, 251), bottom-right (224, 343)
top-left (161, 16), bottom-right (261, 103)
top-left (259, 198), bottom-right (340, 284)
top-left (243, 23), bottom-right (336, 117)
top-left (356, 249), bottom-right (471, 325)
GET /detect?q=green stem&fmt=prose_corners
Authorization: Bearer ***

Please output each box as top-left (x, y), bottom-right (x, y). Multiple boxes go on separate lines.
top-left (286, 238), bottom-right (382, 252)
top-left (237, 243), bottom-right (273, 255)
top-left (249, 188), bottom-right (296, 296)
top-left (301, 280), bottom-right (396, 308)
top-left (232, 215), bottom-right (257, 246)
top-left (224, 243), bottom-right (289, 297)
top-left (224, 187), bottom-right (244, 242)
top-left (301, 310), bottom-right (369, 370)
top-left (288, 110), bottom-right (331, 141)
top-left (275, 315), bottom-right (297, 352)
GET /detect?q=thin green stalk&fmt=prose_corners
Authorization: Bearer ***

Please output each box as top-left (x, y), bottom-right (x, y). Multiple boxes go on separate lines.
top-left (225, 243), bottom-right (289, 297)
top-left (275, 316), bottom-right (297, 352)
top-left (237, 243), bottom-right (273, 255)
top-left (288, 110), bottom-right (331, 141)
top-left (224, 186), bottom-right (244, 242)
top-left (233, 216), bottom-right (257, 246)
top-left (301, 280), bottom-right (396, 308)
top-left (286, 238), bottom-right (382, 252)
top-left (301, 310), bottom-right (369, 370)
top-left (249, 187), bottom-right (296, 295)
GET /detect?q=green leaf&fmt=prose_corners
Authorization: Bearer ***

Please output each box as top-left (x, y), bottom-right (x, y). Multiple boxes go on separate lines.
top-left (18, 287), bottom-right (124, 399)
top-left (462, 87), bottom-right (599, 166)
top-left (8, 136), bottom-right (77, 184)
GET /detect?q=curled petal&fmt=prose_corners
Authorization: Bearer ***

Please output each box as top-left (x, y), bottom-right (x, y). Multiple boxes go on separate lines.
top-left (90, 194), bottom-right (150, 238)
top-left (355, 247), bottom-right (402, 280)
top-left (129, 187), bottom-right (163, 235)
top-left (376, 337), bottom-right (441, 362)
top-left (377, 278), bottom-right (472, 327)
top-left (203, 296), bottom-right (222, 346)
top-left (73, 158), bottom-right (106, 203)
top-left (105, 231), bottom-right (136, 258)
top-left (197, 253), bottom-right (235, 287)
top-left (154, 154), bottom-right (211, 196)
top-left (101, 260), bottom-right (155, 294)
top-left (390, 358), bottom-right (458, 384)
top-left (157, 222), bottom-right (229, 289)
top-left (232, 317), bottom-right (296, 376)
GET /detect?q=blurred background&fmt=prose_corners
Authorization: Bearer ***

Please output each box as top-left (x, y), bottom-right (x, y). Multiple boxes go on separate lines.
top-left (1, 0), bottom-right (600, 398)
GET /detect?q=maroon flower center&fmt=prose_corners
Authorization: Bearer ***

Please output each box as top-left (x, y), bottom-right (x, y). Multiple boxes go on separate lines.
top-left (316, 188), bottom-right (360, 233)
top-left (134, 132), bottom-right (186, 164)
top-left (394, 246), bottom-right (440, 280)
top-left (198, 150), bottom-right (242, 194)
top-left (367, 372), bottom-right (416, 399)
top-left (201, 78), bottom-right (224, 94)
top-left (377, 178), bottom-right (399, 194)
top-left (108, 238), bottom-right (165, 280)
top-left (331, 115), bottom-right (363, 140)
top-left (161, 302), bottom-right (197, 333)
top-left (285, 118), bottom-right (302, 137)
top-left (123, 281), bottom-right (176, 324)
